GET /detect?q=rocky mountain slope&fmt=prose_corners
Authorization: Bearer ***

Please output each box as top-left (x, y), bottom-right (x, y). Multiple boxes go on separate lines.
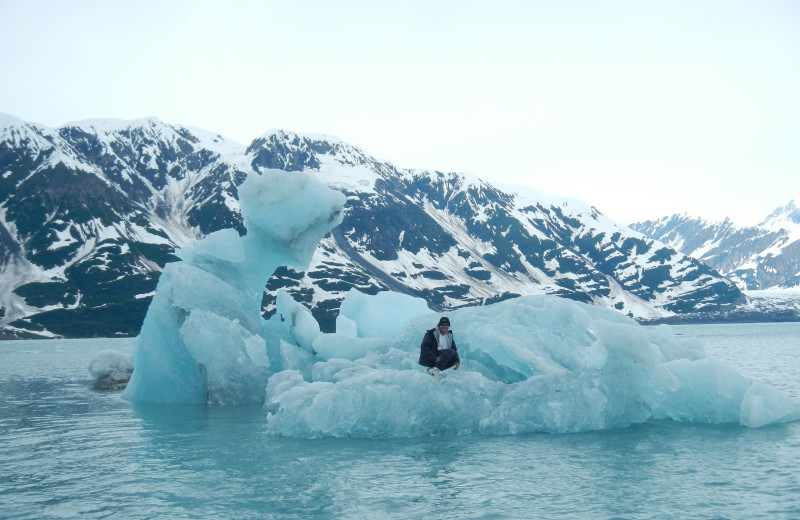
top-left (631, 203), bottom-right (800, 290)
top-left (0, 114), bottom-right (744, 338)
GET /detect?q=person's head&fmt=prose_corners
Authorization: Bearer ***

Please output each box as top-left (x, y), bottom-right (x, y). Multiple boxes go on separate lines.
top-left (437, 316), bottom-right (450, 333)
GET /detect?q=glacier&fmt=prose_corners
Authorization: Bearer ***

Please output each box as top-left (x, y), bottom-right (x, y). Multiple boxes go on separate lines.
top-left (123, 169), bottom-right (800, 437)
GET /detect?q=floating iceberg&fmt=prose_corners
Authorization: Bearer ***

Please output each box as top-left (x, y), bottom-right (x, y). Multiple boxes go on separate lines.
top-left (123, 169), bottom-right (800, 437)
top-left (89, 350), bottom-right (134, 390)
top-left (264, 295), bottom-right (800, 437)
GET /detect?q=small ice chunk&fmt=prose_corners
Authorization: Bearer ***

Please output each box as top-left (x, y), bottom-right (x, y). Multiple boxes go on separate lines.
top-left (89, 350), bottom-right (134, 390)
top-left (740, 382), bottom-right (800, 427)
top-left (335, 314), bottom-right (358, 337)
top-left (276, 290), bottom-right (320, 354)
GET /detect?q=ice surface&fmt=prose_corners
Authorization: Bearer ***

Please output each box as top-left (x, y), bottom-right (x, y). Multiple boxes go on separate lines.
top-left (312, 334), bottom-right (393, 362)
top-left (337, 288), bottom-right (430, 339)
top-left (303, 288), bottom-right (427, 362)
top-left (263, 296), bottom-right (800, 437)
top-left (89, 350), bottom-right (133, 389)
top-left (274, 289), bottom-right (399, 362)
top-left (124, 169), bottom-right (800, 436)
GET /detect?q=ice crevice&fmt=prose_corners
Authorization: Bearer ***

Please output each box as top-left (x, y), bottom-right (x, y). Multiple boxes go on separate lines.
top-left (122, 169), bottom-right (800, 437)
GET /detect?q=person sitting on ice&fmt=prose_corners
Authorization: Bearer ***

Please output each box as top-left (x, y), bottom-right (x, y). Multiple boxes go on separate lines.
top-left (418, 316), bottom-right (460, 378)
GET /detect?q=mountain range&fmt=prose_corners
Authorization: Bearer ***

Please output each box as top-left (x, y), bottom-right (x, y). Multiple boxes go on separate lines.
top-left (0, 114), bottom-right (756, 338)
top-left (631, 203), bottom-right (800, 291)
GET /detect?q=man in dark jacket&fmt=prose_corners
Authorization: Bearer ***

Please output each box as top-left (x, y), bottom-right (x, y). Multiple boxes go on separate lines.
top-left (418, 316), bottom-right (460, 378)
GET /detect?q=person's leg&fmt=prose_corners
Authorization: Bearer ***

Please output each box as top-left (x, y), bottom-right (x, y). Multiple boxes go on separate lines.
top-left (434, 349), bottom-right (457, 371)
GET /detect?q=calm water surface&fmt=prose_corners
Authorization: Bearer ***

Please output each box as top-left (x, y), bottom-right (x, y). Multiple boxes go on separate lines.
top-left (1, 324), bottom-right (799, 519)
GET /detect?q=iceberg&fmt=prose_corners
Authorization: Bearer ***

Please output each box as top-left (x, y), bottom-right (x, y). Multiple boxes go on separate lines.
top-left (122, 169), bottom-right (346, 404)
top-left (264, 295), bottom-right (799, 437)
top-left (123, 169), bottom-right (800, 437)
top-left (89, 350), bottom-right (134, 390)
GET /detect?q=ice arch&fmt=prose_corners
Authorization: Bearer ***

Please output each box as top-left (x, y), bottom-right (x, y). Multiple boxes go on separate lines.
top-left (123, 169), bottom-right (345, 404)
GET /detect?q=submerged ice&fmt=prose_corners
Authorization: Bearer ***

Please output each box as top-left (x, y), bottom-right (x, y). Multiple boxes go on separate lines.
top-left (123, 169), bottom-right (800, 437)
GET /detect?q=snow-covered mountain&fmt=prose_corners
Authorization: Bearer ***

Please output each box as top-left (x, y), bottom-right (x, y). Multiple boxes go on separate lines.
top-left (631, 203), bottom-right (800, 291)
top-left (0, 114), bottom-right (745, 338)
top-left (0, 114), bottom-right (249, 337)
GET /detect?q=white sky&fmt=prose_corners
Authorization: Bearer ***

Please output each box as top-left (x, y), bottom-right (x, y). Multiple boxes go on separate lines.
top-left (1, 0), bottom-right (798, 225)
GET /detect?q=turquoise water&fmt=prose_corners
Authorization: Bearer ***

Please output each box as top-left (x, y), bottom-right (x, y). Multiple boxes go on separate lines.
top-left (1, 324), bottom-right (799, 519)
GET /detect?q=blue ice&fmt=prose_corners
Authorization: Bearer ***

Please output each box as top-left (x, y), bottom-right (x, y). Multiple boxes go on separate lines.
top-left (123, 169), bottom-right (800, 437)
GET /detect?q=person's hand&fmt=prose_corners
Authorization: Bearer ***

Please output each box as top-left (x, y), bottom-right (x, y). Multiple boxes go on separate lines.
top-left (435, 356), bottom-right (442, 363)
top-left (454, 362), bottom-right (460, 370)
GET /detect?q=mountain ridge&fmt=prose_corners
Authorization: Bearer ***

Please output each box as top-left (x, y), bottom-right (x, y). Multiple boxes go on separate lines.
top-left (631, 204), bottom-right (800, 291)
top-left (0, 115), bottom-right (750, 338)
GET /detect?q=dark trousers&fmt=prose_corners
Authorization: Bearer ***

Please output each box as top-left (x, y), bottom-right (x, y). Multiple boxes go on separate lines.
top-left (434, 349), bottom-right (457, 371)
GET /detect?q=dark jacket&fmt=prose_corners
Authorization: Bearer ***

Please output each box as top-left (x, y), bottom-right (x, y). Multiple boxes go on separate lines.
top-left (418, 328), bottom-right (460, 367)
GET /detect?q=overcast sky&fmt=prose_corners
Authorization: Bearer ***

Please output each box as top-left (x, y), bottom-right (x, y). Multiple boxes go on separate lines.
top-left (1, 0), bottom-right (798, 225)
